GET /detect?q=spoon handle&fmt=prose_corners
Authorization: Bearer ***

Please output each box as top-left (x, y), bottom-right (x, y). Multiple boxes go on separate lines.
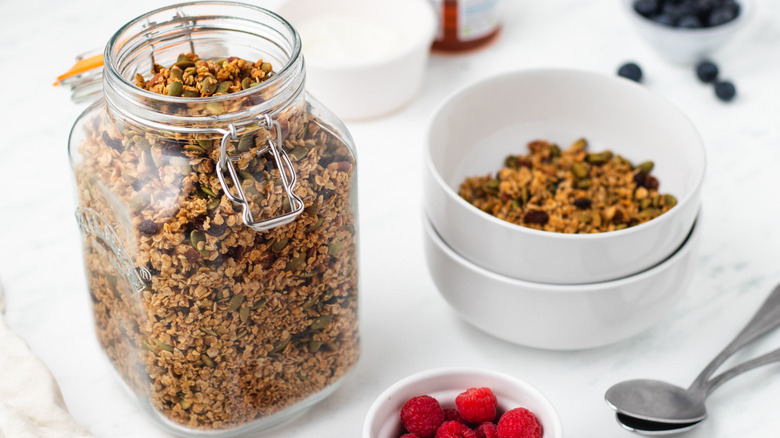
top-left (703, 345), bottom-right (780, 396)
top-left (689, 283), bottom-right (780, 390)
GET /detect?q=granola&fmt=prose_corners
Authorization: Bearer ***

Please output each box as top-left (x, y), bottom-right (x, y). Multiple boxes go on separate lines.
top-left (73, 54), bottom-right (359, 430)
top-left (458, 138), bottom-right (677, 233)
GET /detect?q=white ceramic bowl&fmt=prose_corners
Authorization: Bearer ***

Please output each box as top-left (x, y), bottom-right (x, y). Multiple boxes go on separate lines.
top-left (277, 0), bottom-right (436, 120)
top-left (424, 69), bottom-right (705, 285)
top-left (423, 212), bottom-right (701, 350)
top-left (363, 367), bottom-right (563, 438)
top-left (622, 0), bottom-right (753, 65)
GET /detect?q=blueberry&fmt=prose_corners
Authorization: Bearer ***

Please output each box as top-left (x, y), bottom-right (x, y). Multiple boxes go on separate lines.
top-left (678, 14), bottom-right (703, 28)
top-left (695, 61), bottom-right (719, 82)
top-left (618, 62), bottom-right (643, 82)
top-left (634, 0), bottom-right (660, 17)
top-left (708, 7), bottom-right (736, 26)
top-left (651, 13), bottom-right (675, 26)
top-left (714, 80), bottom-right (736, 101)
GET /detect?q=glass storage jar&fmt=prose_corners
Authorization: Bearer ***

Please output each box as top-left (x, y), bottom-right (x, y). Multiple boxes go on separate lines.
top-left (67, 2), bottom-right (360, 436)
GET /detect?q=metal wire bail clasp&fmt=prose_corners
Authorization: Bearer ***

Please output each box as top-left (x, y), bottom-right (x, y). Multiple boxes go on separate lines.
top-left (216, 114), bottom-right (304, 232)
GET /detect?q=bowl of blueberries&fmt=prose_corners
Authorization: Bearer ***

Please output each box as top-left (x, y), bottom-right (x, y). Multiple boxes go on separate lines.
top-left (623, 0), bottom-right (753, 64)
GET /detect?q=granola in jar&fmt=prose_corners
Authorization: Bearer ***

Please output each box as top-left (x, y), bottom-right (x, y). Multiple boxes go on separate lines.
top-left (68, 4), bottom-right (360, 435)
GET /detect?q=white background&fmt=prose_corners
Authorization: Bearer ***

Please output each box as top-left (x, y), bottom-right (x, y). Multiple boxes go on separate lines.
top-left (1, 0), bottom-right (780, 436)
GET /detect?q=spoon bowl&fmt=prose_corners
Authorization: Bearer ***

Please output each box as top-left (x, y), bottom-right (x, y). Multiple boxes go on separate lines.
top-left (605, 379), bottom-right (707, 424)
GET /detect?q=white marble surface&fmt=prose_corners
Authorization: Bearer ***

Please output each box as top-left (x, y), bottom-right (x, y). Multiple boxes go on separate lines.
top-left (2, 0), bottom-right (780, 437)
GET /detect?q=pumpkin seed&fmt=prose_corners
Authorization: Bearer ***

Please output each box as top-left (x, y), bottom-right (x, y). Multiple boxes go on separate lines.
top-left (269, 338), bottom-right (289, 355)
top-left (154, 339), bottom-right (174, 352)
top-left (238, 134), bottom-right (255, 152)
top-left (570, 138), bottom-right (588, 151)
top-left (135, 137), bottom-right (152, 152)
top-left (174, 60), bottom-right (195, 69)
top-left (307, 217), bottom-right (324, 232)
top-left (664, 194), bottom-right (677, 207)
top-left (207, 197), bottom-right (221, 210)
top-left (190, 230), bottom-right (207, 255)
top-left (310, 314), bottom-right (332, 330)
top-left (201, 327), bottom-right (217, 336)
top-left (571, 162), bottom-right (588, 179)
top-left (235, 329), bottom-right (247, 340)
top-left (286, 252), bottom-right (307, 270)
top-left (215, 81), bottom-right (231, 94)
top-left (576, 179), bottom-right (591, 189)
top-left (639, 208), bottom-right (660, 218)
top-left (142, 341), bottom-right (155, 352)
top-left (200, 186), bottom-right (217, 197)
top-left (202, 76), bottom-right (218, 95)
top-left (486, 179), bottom-right (500, 190)
top-left (239, 306), bottom-right (249, 323)
top-left (182, 90), bottom-right (199, 98)
top-left (176, 54), bottom-right (189, 63)
top-left (197, 138), bottom-right (212, 149)
top-left (636, 161), bottom-right (654, 174)
top-left (226, 295), bottom-right (245, 312)
top-left (241, 77), bottom-right (252, 90)
top-left (290, 146), bottom-right (308, 161)
top-left (260, 62), bottom-right (273, 73)
top-left (328, 241), bottom-right (343, 255)
top-left (201, 354), bottom-right (215, 368)
top-left (549, 143), bottom-right (561, 158)
top-left (251, 299), bottom-right (267, 310)
top-left (271, 237), bottom-right (289, 253)
top-left (170, 67), bottom-right (183, 81)
top-left (309, 339), bottom-right (322, 352)
top-left (206, 102), bottom-right (223, 115)
top-left (167, 81), bottom-right (183, 96)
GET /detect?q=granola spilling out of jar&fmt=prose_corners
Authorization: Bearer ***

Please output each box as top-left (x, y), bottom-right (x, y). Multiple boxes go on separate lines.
top-left (458, 138), bottom-right (677, 233)
top-left (73, 53), bottom-right (359, 430)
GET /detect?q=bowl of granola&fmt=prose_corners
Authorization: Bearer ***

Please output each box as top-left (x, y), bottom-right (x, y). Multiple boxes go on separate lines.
top-left (362, 367), bottom-right (563, 438)
top-left (424, 68), bottom-right (705, 285)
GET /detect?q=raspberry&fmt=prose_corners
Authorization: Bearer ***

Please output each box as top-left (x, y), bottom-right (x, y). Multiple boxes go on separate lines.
top-left (401, 395), bottom-right (445, 438)
top-left (475, 422), bottom-right (498, 438)
top-left (401, 434), bottom-right (421, 438)
top-left (443, 408), bottom-right (469, 425)
top-left (496, 408), bottom-right (542, 438)
top-left (436, 421), bottom-right (477, 438)
top-left (455, 387), bottom-right (498, 424)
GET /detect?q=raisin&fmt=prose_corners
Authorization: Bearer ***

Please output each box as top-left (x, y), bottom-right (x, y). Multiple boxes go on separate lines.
top-left (524, 210), bottom-right (549, 225)
top-left (138, 220), bottom-right (160, 236)
top-left (644, 175), bottom-right (659, 190)
top-left (573, 198), bottom-right (593, 210)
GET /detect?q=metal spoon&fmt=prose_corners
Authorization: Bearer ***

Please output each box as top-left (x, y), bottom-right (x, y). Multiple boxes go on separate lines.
top-left (605, 283), bottom-right (780, 425)
top-left (613, 346), bottom-right (780, 434)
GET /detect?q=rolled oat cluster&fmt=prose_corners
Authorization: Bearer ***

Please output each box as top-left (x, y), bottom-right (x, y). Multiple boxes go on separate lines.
top-left (73, 54), bottom-right (359, 430)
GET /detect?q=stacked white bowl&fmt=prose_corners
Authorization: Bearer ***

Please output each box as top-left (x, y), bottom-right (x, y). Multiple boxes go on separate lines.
top-left (423, 69), bottom-right (706, 350)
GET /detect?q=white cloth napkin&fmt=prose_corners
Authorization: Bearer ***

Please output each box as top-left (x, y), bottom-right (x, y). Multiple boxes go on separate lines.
top-left (0, 283), bottom-right (95, 438)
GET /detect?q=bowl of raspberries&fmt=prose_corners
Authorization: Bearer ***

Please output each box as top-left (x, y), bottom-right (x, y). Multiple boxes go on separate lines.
top-left (363, 368), bottom-right (563, 438)
top-left (623, 0), bottom-right (753, 64)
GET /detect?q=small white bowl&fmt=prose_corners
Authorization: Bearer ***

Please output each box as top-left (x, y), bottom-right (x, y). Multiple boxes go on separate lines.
top-left (363, 367), bottom-right (563, 438)
top-left (423, 212), bottom-right (701, 350)
top-left (622, 0), bottom-right (754, 65)
top-left (424, 69), bottom-right (705, 285)
top-left (277, 0), bottom-right (436, 120)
